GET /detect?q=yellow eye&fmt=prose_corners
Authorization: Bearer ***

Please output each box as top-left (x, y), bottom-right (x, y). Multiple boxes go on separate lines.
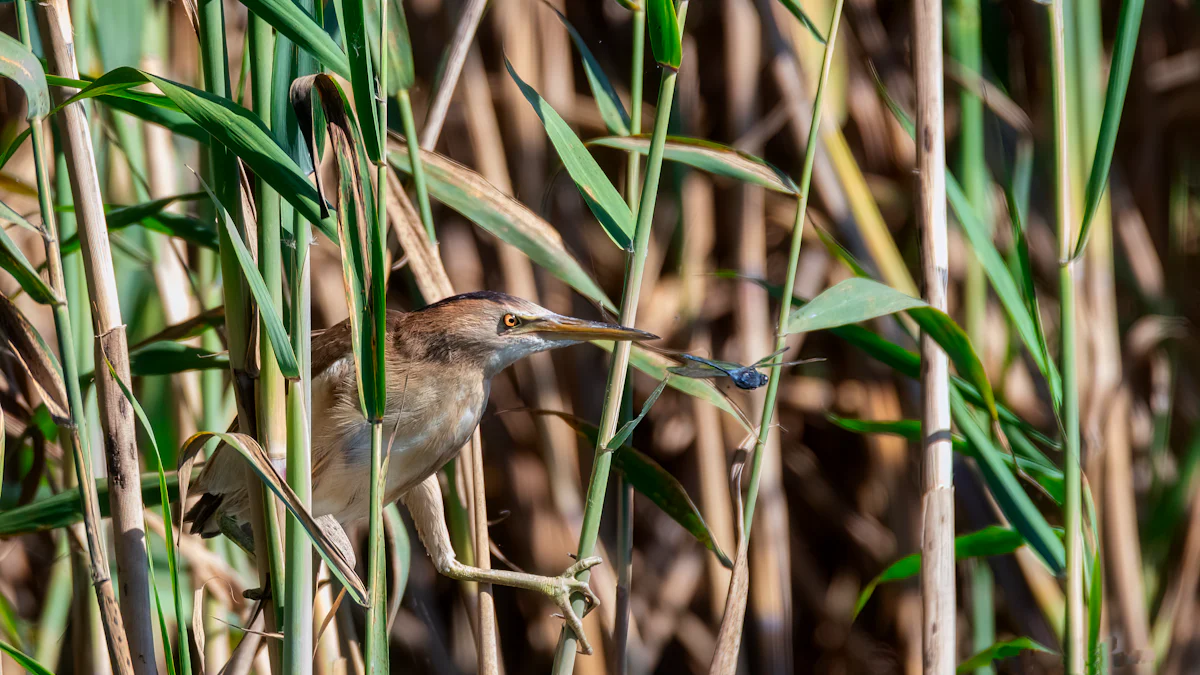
top-left (503, 313), bottom-right (520, 328)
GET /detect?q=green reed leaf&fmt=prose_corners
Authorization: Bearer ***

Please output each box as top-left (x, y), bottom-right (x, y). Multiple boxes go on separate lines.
top-left (545, 3), bottom-right (631, 136)
top-left (957, 638), bottom-right (1054, 673)
top-left (197, 175), bottom-right (301, 379)
top-left (775, 0), bottom-right (827, 43)
top-left (646, 0), bottom-right (682, 69)
top-left (1074, 0), bottom-right (1145, 260)
top-left (787, 278), bottom-right (997, 420)
top-left (589, 135), bottom-right (799, 193)
top-left (0, 200), bottom-right (56, 304)
top-left (504, 56), bottom-right (634, 250)
top-left (59, 67), bottom-right (335, 239)
top-left (237, 0), bottom-right (351, 79)
top-left (0, 32), bottom-right (49, 118)
top-left (855, 526), bottom-right (1029, 619)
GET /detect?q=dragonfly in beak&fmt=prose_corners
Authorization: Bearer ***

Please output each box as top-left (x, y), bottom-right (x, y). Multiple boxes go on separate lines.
top-left (668, 347), bottom-right (821, 390)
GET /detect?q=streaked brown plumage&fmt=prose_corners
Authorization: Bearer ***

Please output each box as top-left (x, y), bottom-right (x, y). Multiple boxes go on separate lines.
top-left (185, 291), bottom-right (656, 653)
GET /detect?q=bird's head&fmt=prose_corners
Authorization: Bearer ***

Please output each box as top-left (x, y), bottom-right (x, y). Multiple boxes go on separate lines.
top-left (416, 291), bottom-right (657, 377)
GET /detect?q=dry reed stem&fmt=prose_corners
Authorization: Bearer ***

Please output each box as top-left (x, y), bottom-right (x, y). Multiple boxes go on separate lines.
top-left (912, 0), bottom-right (955, 669)
top-left (419, 0), bottom-right (488, 150)
top-left (40, 3), bottom-right (156, 672)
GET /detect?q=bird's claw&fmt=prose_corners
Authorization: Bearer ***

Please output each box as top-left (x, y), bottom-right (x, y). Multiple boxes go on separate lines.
top-left (545, 556), bottom-right (602, 656)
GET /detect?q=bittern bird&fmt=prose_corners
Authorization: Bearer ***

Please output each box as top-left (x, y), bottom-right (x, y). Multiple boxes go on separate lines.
top-left (185, 291), bottom-right (656, 654)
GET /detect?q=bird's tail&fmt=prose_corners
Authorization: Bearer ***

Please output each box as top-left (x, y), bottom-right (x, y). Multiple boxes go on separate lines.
top-left (183, 440), bottom-right (257, 553)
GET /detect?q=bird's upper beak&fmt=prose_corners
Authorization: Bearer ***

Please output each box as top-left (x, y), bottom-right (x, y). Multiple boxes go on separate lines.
top-left (523, 315), bottom-right (658, 342)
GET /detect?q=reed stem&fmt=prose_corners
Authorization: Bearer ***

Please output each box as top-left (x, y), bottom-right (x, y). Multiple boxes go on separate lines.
top-left (39, 2), bottom-right (157, 670)
top-left (613, 11), bottom-right (646, 672)
top-left (397, 90), bottom-right (436, 242)
top-left (552, 4), bottom-right (689, 669)
top-left (1049, 0), bottom-right (1084, 670)
top-left (249, 11), bottom-right (287, 672)
top-left (15, 5), bottom-right (134, 672)
top-left (913, 0), bottom-right (955, 666)
top-left (365, 0), bottom-right (391, 668)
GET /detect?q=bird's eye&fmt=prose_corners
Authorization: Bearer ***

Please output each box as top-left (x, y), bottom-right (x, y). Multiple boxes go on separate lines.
top-left (503, 313), bottom-right (520, 328)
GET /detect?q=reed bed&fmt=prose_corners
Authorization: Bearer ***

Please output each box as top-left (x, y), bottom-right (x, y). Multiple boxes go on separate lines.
top-left (0, 0), bottom-right (1191, 673)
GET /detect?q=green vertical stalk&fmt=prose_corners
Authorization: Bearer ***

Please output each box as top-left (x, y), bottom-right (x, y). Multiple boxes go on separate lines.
top-left (194, 0), bottom-right (226, 446)
top-left (742, 0), bottom-right (843, 533)
top-left (1049, 0), bottom-right (1083, 671)
top-left (613, 13), bottom-right (645, 671)
top-left (970, 560), bottom-right (996, 675)
top-left (625, 7), bottom-right (646, 203)
top-left (249, 11), bottom-right (287, 672)
top-left (396, 90), bottom-right (435, 242)
top-left (283, 1), bottom-right (318, 672)
top-left (15, 4), bottom-right (133, 673)
top-left (552, 4), bottom-right (689, 670)
top-left (365, 0), bottom-right (391, 670)
top-left (948, 0), bottom-right (989, 352)
top-left (283, 207), bottom-right (313, 675)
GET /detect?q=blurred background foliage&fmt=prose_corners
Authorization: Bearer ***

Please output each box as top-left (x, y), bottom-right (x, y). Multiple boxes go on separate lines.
top-left (0, 0), bottom-right (1196, 672)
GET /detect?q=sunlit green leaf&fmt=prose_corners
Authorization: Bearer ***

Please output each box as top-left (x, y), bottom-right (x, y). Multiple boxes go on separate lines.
top-left (237, 0), bottom-right (351, 79)
top-left (957, 637), bottom-right (1054, 673)
top-left (60, 67), bottom-right (336, 240)
top-left (589, 135), bottom-right (798, 193)
top-left (775, 0), bottom-right (827, 44)
top-left (504, 57), bottom-right (634, 250)
top-left (197, 175), bottom-right (301, 379)
top-left (0, 32), bottom-right (49, 119)
top-left (0, 472), bottom-right (179, 535)
top-left (787, 278), bottom-right (997, 420)
top-left (0, 200), bottom-right (56, 305)
top-left (546, 4), bottom-right (630, 136)
top-left (855, 526), bottom-right (1029, 619)
top-left (646, 0), bottom-right (682, 69)
top-left (1075, 0), bottom-right (1146, 259)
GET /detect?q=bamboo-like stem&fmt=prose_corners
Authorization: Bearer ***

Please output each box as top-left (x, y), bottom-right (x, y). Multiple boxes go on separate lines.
top-left (15, 5), bottom-right (134, 673)
top-left (39, 3), bottom-right (157, 672)
top-left (913, 0), bottom-right (955, 669)
top-left (282, 3), bottom-right (317, 672)
top-left (248, 13), bottom-right (287, 673)
top-left (1049, 0), bottom-right (1084, 670)
top-left (196, 4), bottom-right (267, 673)
top-left (708, 3), bottom-right (844, 671)
top-left (613, 11), bottom-right (646, 672)
top-left (418, 0), bottom-right (487, 149)
top-left (551, 4), bottom-right (689, 669)
top-left (396, 90), bottom-right (436, 242)
top-left (365, 0), bottom-right (391, 668)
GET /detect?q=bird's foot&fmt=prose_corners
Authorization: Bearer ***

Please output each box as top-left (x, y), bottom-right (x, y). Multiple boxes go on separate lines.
top-left (440, 555), bottom-right (603, 654)
top-left (542, 556), bottom-right (602, 655)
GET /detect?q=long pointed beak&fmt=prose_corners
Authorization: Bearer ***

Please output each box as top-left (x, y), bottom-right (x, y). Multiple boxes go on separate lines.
top-left (526, 315), bottom-right (658, 342)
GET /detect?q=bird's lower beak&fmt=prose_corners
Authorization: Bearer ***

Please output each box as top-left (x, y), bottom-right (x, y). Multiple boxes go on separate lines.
top-left (528, 315), bottom-right (659, 342)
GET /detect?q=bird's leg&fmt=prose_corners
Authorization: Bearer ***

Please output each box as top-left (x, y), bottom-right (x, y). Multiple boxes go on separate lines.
top-left (400, 475), bottom-right (602, 655)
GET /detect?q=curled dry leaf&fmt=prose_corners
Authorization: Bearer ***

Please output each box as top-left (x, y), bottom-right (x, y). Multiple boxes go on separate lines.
top-left (0, 291), bottom-right (69, 422)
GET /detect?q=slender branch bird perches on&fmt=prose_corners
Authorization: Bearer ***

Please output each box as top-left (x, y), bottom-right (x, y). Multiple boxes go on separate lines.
top-left (184, 291), bottom-right (657, 654)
